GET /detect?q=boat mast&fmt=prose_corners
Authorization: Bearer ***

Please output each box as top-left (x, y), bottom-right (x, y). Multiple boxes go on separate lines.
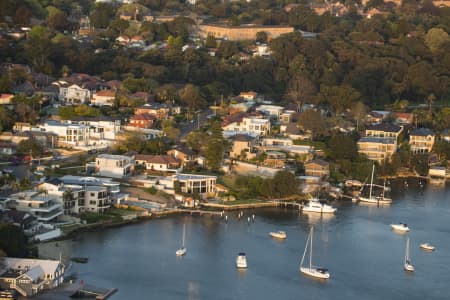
top-left (369, 164), bottom-right (375, 200)
top-left (182, 224), bottom-right (186, 248)
top-left (300, 228), bottom-right (310, 268)
top-left (309, 227), bottom-right (313, 269)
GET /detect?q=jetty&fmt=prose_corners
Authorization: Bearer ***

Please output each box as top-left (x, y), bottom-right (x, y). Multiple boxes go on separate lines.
top-left (72, 284), bottom-right (117, 299)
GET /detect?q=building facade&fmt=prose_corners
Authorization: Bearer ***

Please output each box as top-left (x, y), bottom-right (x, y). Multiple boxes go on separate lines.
top-left (95, 154), bottom-right (135, 178)
top-left (409, 128), bottom-right (435, 154)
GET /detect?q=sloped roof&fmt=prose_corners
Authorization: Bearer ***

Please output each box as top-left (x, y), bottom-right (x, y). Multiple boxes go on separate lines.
top-left (410, 128), bottom-right (434, 136)
top-left (305, 159), bottom-right (329, 167)
top-left (135, 154), bottom-right (179, 165)
top-left (3, 258), bottom-right (62, 276)
top-left (367, 123), bottom-right (401, 133)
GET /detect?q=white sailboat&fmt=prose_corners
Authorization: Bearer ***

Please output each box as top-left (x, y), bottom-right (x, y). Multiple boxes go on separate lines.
top-left (300, 227), bottom-right (330, 279)
top-left (176, 224), bottom-right (187, 256)
top-left (359, 165), bottom-right (392, 204)
top-left (404, 238), bottom-right (414, 272)
top-left (236, 253), bottom-right (247, 269)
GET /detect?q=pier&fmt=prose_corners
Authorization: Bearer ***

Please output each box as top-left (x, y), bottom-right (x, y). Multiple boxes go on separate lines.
top-left (72, 284), bottom-right (118, 299)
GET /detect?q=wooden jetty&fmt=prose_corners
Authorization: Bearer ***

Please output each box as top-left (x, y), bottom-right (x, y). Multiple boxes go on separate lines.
top-left (72, 284), bottom-right (117, 299)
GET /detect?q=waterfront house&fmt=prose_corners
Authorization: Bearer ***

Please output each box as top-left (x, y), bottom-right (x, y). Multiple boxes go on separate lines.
top-left (135, 154), bottom-right (181, 173)
top-left (91, 90), bottom-right (116, 106)
top-left (0, 257), bottom-right (64, 297)
top-left (6, 191), bottom-right (63, 223)
top-left (173, 173), bottom-right (217, 199)
top-left (95, 154), bottom-right (135, 178)
top-left (409, 128), bottom-right (435, 154)
top-left (304, 159), bottom-right (330, 179)
top-left (357, 137), bottom-right (397, 163)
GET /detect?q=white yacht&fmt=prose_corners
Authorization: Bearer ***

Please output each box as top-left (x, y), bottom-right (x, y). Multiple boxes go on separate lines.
top-left (391, 223), bottom-right (410, 232)
top-left (420, 243), bottom-right (435, 251)
top-left (236, 253), bottom-right (247, 269)
top-left (302, 199), bottom-right (337, 214)
top-left (300, 227), bottom-right (330, 279)
top-left (269, 231), bottom-right (287, 239)
top-left (404, 238), bottom-right (414, 272)
top-left (176, 224), bottom-right (187, 256)
top-left (359, 165), bottom-right (392, 204)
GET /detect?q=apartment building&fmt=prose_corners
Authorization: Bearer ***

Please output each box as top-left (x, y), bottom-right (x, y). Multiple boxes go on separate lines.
top-left (409, 128), bottom-right (435, 154)
top-left (6, 191), bottom-right (63, 222)
top-left (95, 154), bottom-right (135, 178)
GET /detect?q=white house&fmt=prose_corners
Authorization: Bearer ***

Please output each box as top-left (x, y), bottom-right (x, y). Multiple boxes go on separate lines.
top-left (95, 154), bottom-right (135, 178)
top-left (91, 90), bottom-right (116, 106)
top-left (67, 117), bottom-right (121, 146)
top-left (255, 105), bottom-right (284, 120)
top-left (58, 84), bottom-right (91, 105)
top-left (135, 154), bottom-right (181, 173)
top-left (0, 257), bottom-right (65, 297)
top-left (40, 121), bottom-right (90, 149)
top-left (222, 116), bottom-right (270, 136)
top-left (6, 191), bottom-right (63, 223)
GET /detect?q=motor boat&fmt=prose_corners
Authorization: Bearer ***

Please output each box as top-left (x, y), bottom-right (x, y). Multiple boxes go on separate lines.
top-left (420, 243), bottom-right (435, 251)
top-left (176, 224), bottom-right (187, 256)
top-left (236, 253), bottom-right (247, 269)
top-left (300, 227), bottom-right (330, 280)
top-left (302, 200), bottom-right (337, 214)
top-left (269, 231), bottom-right (287, 239)
top-left (391, 223), bottom-right (410, 232)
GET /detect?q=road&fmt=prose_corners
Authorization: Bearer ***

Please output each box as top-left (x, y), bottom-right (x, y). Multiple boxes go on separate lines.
top-left (178, 109), bottom-right (212, 139)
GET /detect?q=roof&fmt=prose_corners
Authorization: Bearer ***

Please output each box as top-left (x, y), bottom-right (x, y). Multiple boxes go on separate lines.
top-left (3, 257), bottom-right (62, 276)
top-left (131, 113), bottom-right (155, 121)
top-left (94, 90), bottom-right (115, 97)
top-left (305, 159), bottom-right (329, 167)
top-left (232, 134), bottom-right (254, 142)
top-left (97, 154), bottom-right (133, 161)
top-left (367, 123), bottom-right (401, 133)
top-left (24, 265), bottom-right (44, 281)
top-left (135, 154), bottom-right (179, 165)
top-left (410, 128), bottom-right (434, 136)
top-left (168, 145), bottom-right (195, 156)
top-left (222, 112), bottom-right (246, 127)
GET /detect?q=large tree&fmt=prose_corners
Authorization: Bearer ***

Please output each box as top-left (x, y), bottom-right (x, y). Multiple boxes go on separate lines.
top-left (285, 75), bottom-right (316, 112)
top-left (205, 121), bottom-right (225, 172)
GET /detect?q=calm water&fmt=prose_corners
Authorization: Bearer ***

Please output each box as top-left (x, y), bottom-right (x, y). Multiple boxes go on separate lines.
top-left (67, 180), bottom-right (450, 300)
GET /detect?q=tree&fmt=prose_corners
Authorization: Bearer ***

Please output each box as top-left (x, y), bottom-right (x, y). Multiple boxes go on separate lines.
top-left (425, 28), bottom-right (450, 53)
top-left (272, 171), bottom-right (298, 198)
top-left (317, 84), bottom-right (361, 115)
top-left (90, 3), bottom-right (114, 29)
top-left (46, 6), bottom-right (69, 32)
top-left (24, 25), bottom-right (52, 72)
top-left (328, 135), bottom-right (358, 160)
top-left (205, 34), bottom-right (217, 48)
top-left (297, 109), bottom-right (327, 138)
top-left (13, 5), bottom-right (32, 25)
top-left (17, 139), bottom-right (43, 157)
top-left (179, 84), bottom-right (206, 115)
top-left (256, 31), bottom-right (268, 43)
top-left (0, 223), bottom-right (29, 257)
top-left (206, 121), bottom-right (225, 171)
top-left (162, 119), bottom-right (180, 142)
top-left (285, 75), bottom-right (316, 112)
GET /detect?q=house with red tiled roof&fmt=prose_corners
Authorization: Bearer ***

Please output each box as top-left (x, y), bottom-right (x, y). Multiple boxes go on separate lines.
top-left (135, 154), bottom-right (181, 172)
top-left (91, 90), bottom-right (116, 106)
top-left (0, 93), bottom-right (14, 105)
top-left (129, 113), bottom-right (155, 129)
top-left (392, 112), bottom-right (414, 126)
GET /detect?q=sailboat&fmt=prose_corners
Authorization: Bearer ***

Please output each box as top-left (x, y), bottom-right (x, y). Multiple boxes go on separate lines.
top-left (300, 227), bottom-right (330, 279)
top-left (176, 224), bottom-right (187, 256)
top-left (404, 237), bottom-right (414, 272)
top-left (359, 165), bottom-right (392, 204)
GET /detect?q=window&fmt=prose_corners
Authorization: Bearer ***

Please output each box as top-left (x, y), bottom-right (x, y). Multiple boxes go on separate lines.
top-left (90, 193), bottom-right (95, 197)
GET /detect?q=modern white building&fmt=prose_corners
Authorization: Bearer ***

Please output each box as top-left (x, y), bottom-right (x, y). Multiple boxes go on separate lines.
top-left (0, 257), bottom-right (65, 297)
top-left (40, 120), bottom-right (90, 148)
top-left (68, 117), bottom-right (121, 146)
top-left (57, 83), bottom-right (91, 105)
top-left (222, 117), bottom-right (270, 136)
top-left (255, 105), bottom-right (284, 120)
top-left (94, 154), bottom-right (135, 178)
top-left (6, 191), bottom-right (63, 222)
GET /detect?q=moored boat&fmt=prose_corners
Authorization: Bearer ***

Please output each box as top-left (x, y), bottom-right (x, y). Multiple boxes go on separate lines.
top-left (269, 231), bottom-right (287, 239)
top-left (391, 223), bottom-right (410, 232)
top-left (236, 253), bottom-right (247, 269)
top-left (420, 243), bottom-right (435, 251)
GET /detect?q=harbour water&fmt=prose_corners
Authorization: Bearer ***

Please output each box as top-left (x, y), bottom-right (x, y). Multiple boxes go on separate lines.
top-left (64, 180), bottom-right (450, 299)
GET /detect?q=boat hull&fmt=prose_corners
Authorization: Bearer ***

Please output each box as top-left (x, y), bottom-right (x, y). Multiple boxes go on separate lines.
top-left (300, 267), bottom-right (330, 279)
top-left (404, 263), bottom-right (415, 272)
top-left (176, 248), bottom-right (186, 256)
top-left (420, 244), bottom-right (435, 251)
top-left (359, 196), bottom-right (392, 204)
top-left (391, 224), bottom-right (410, 232)
top-left (269, 232), bottom-right (287, 239)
